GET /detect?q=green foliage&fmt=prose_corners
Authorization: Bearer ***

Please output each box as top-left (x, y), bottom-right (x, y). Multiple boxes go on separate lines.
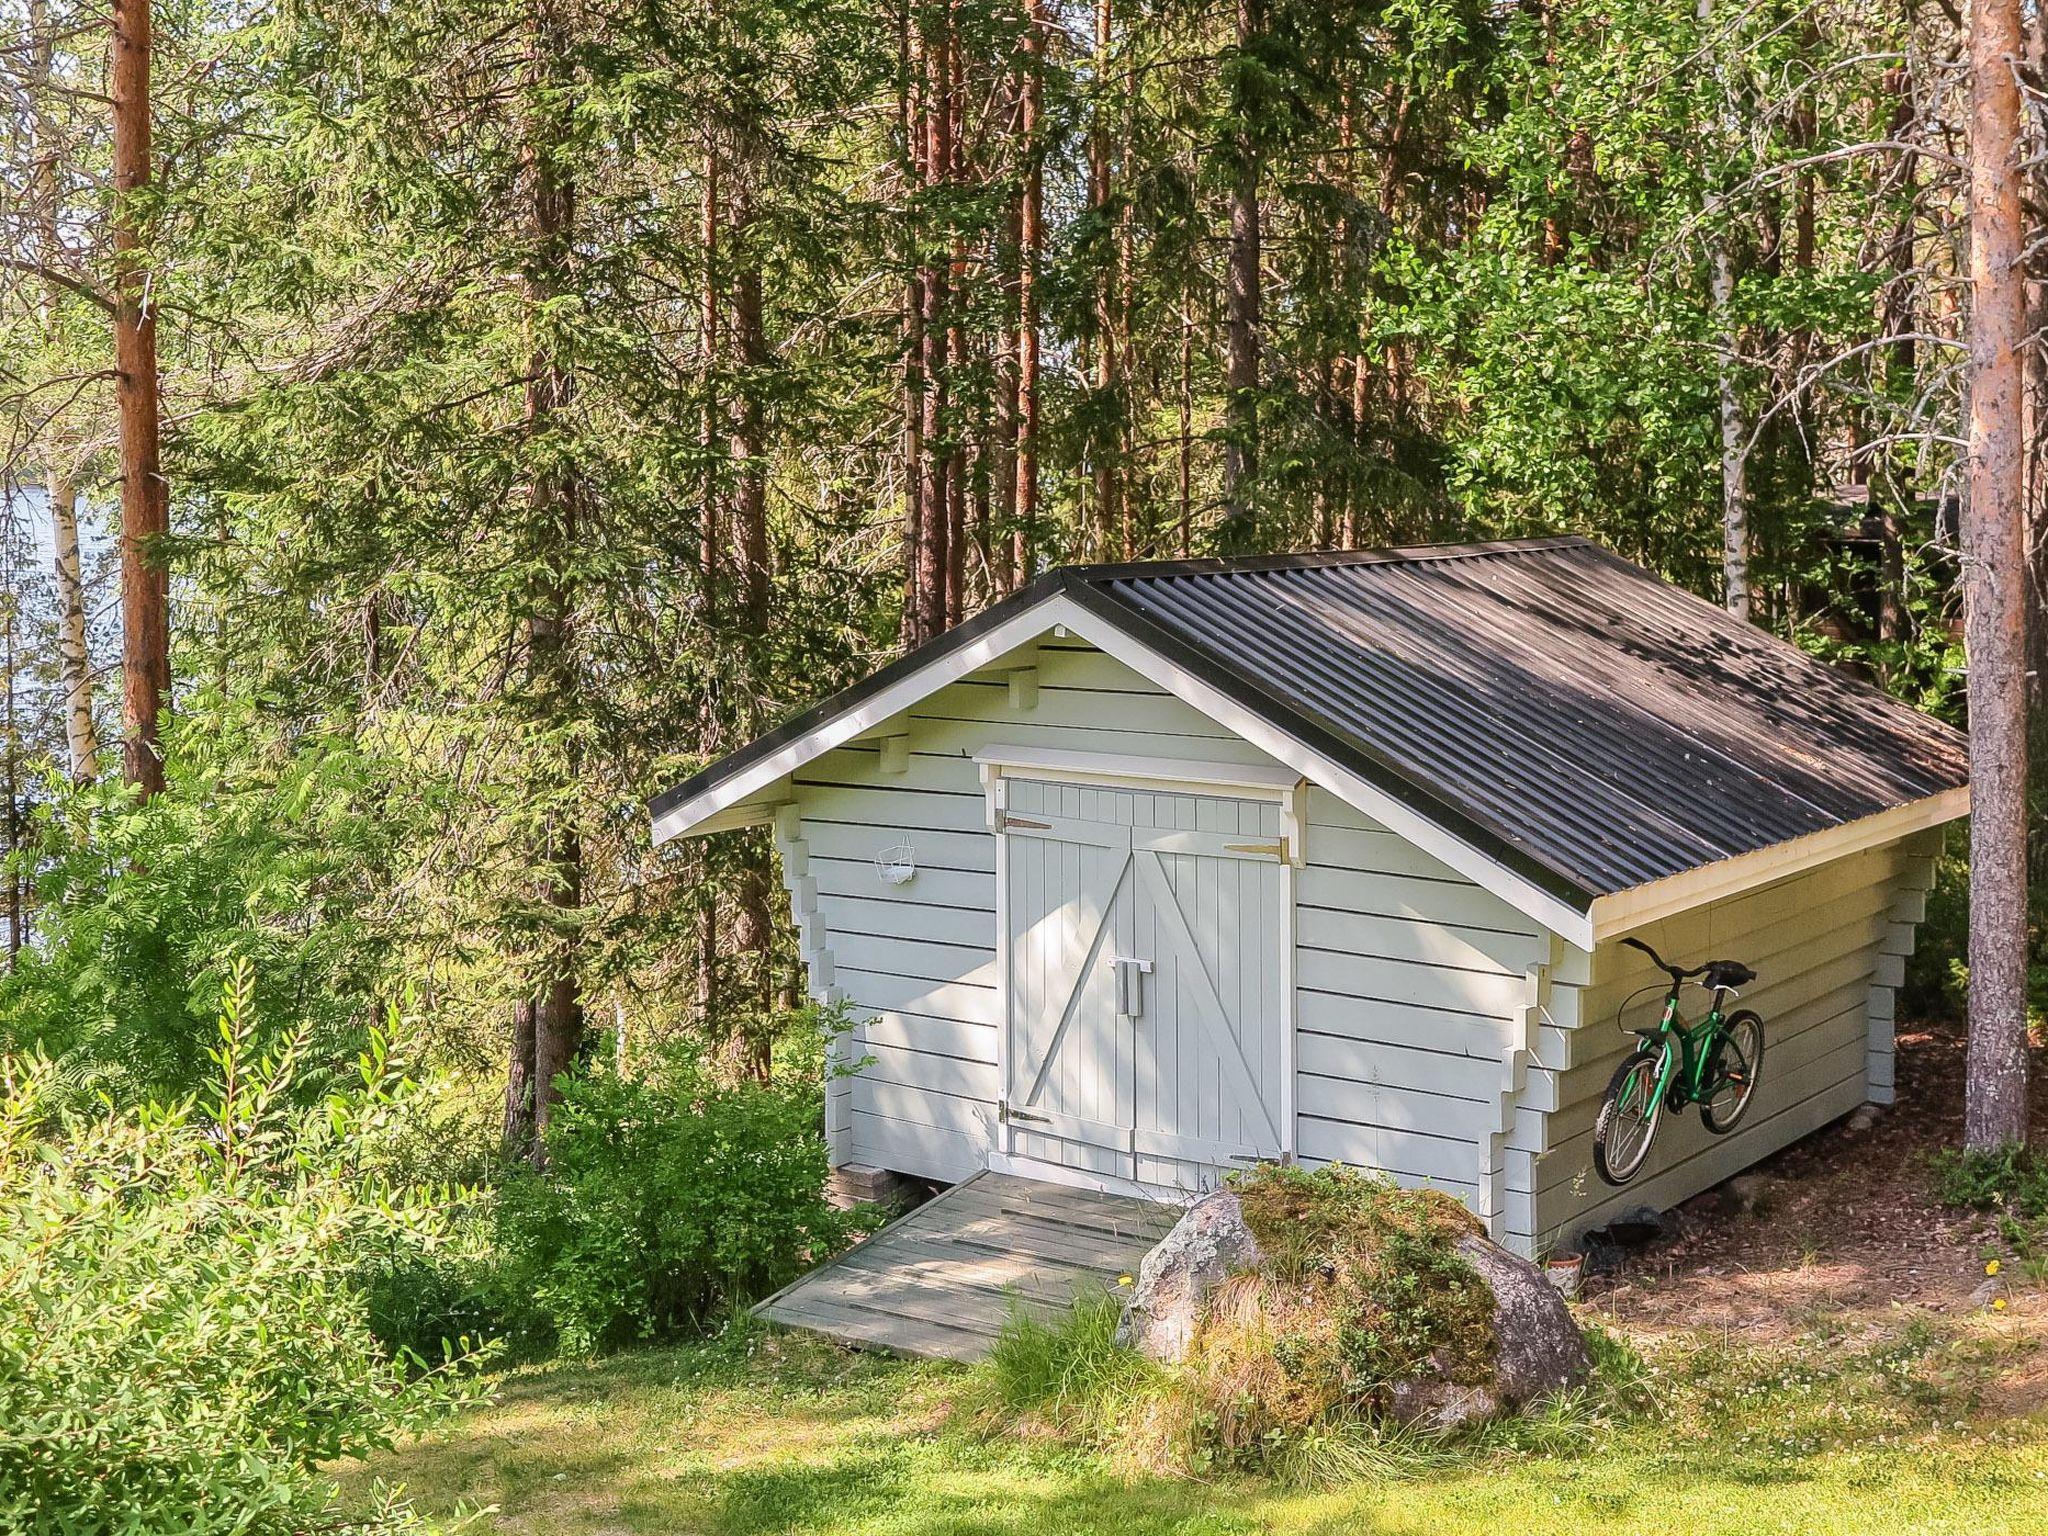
top-left (1929, 1144), bottom-right (2048, 1221)
top-left (971, 1289), bottom-right (1159, 1438)
top-left (491, 1041), bottom-right (862, 1356)
top-left (0, 713), bottom-right (403, 1107)
top-left (0, 962), bottom-right (490, 1534)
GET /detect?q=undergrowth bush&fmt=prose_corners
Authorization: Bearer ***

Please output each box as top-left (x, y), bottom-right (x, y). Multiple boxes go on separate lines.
top-left (0, 963), bottom-right (490, 1533)
top-left (0, 715), bottom-right (405, 1108)
top-left (492, 1045), bottom-right (864, 1355)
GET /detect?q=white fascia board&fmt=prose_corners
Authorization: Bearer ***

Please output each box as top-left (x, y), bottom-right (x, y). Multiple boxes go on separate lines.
top-left (1586, 784), bottom-right (1970, 942)
top-left (649, 599), bottom-right (1067, 845)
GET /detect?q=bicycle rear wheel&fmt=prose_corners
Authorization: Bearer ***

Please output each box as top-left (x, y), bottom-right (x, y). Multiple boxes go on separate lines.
top-left (1593, 1047), bottom-right (1665, 1186)
top-left (1701, 1010), bottom-right (1765, 1134)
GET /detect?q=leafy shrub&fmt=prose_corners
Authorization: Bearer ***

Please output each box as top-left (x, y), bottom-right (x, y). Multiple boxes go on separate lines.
top-left (0, 713), bottom-right (402, 1106)
top-left (492, 1051), bottom-right (862, 1355)
top-left (1930, 1144), bottom-right (2048, 1220)
top-left (0, 963), bottom-right (490, 1533)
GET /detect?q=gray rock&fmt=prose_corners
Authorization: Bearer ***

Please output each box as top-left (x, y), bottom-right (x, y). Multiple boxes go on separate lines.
top-left (1119, 1193), bottom-right (1592, 1431)
top-left (1116, 1189), bottom-right (1264, 1363)
top-left (1385, 1236), bottom-right (1593, 1431)
top-left (1846, 1103), bottom-right (1881, 1134)
top-left (1724, 1173), bottom-right (1771, 1214)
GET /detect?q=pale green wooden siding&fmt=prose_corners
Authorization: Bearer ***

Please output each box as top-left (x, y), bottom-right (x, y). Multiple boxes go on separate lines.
top-left (1531, 827), bottom-right (1944, 1250)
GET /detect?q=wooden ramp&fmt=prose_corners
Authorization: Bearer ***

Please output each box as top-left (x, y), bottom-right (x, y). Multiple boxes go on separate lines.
top-left (755, 1173), bottom-right (1183, 1361)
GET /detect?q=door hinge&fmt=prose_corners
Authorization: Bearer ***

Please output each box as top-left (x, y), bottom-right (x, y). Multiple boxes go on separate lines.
top-left (1001, 1102), bottom-right (1050, 1125)
top-left (1224, 838), bottom-right (1288, 860)
top-left (997, 813), bottom-right (1051, 831)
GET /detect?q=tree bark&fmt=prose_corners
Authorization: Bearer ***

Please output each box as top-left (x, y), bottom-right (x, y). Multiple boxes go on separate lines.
top-left (50, 480), bottom-right (97, 781)
top-left (514, 0), bottom-right (584, 1158)
top-left (1219, 0), bottom-right (1262, 544)
top-left (504, 997), bottom-right (537, 1154)
top-left (111, 0), bottom-right (168, 797)
top-left (29, 2), bottom-right (96, 782)
top-left (701, 131), bottom-right (721, 625)
top-left (899, 6), bottom-right (925, 644)
top-left (1699, 0), bottom-right (1751, 621)
top-left (914, 19), bottom-right (953, 643)
top-left (1712, 241), bottom-right (1752, 621)
top-left (1089, 0), bottom-right (1119, 558)
top-left (1963, 0), bottom-right (2032, 1150)
top-left (1012, 0), bottom-right (1044, 585)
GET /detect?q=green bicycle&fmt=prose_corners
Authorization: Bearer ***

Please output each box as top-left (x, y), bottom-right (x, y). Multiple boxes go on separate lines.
top-left (1592, 937), bottom-right (1765, 1186)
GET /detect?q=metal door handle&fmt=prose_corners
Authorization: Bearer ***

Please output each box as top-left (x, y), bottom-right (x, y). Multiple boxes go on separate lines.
top-left (1109, 956), bottom-right (1152, 1017)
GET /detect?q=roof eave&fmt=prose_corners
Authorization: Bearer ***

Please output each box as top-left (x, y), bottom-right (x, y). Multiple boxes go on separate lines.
top-left (1584, 784), bottom-right (1969, 943)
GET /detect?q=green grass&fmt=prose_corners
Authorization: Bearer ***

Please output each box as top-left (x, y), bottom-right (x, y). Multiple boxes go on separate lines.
top-left (339, 1311), bottom-right (2048, 1536)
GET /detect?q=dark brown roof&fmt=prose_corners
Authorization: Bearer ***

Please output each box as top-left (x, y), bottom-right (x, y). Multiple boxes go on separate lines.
top-left (651, 538), bottom-right (1969, 909)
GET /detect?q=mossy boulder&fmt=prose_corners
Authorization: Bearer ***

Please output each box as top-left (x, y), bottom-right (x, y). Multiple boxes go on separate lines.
top-left (1117, 1167), bottom-right (1590, 1442)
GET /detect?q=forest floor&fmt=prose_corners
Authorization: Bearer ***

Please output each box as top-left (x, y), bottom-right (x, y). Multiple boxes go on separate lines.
top-left (348, 1022), bottom-right (2048, 1535)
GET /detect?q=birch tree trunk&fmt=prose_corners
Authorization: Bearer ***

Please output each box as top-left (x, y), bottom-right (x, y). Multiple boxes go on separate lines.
top-left (1698, 0), bottom-right (1751, 622)
top-left (111, 0), bottom-right (169, 797)
top-left (1963, 0), bottom-right (2032, 1150)
top-left (49, 481), bottom-right (96, 781)
top-left (29, 0), bottom-right (97, 782)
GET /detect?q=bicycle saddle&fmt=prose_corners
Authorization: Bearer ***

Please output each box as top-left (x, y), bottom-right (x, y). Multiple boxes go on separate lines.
top-left (1703, 960), bottom-right (1755, 990)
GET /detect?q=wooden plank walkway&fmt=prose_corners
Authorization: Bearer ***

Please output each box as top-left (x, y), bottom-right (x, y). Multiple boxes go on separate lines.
top-left (754, 1172), bottom-right (1184, 1361)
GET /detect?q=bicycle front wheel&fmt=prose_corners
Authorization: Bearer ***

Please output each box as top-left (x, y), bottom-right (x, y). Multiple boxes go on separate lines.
top-left (1701, 1010), bottom-right (1765, 1135)
top-left (1593, 1047), bottom-right (1665, 1186)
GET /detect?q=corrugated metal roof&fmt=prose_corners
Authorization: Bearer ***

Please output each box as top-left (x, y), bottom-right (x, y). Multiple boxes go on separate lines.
top-left (650, 538), bottom-right (1968, 908)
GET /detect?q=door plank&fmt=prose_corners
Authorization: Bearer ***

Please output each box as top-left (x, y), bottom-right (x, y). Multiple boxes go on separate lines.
top-left (1134, 848), bottom-right (1283, 1151)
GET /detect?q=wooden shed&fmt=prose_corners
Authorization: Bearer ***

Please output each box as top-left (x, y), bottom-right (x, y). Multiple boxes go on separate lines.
top-left (650, 538), bottom-right (1968, 1257)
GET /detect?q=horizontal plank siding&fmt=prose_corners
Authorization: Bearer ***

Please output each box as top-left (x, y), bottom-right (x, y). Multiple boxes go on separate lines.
top-left (764, 633), bottom-right (1945, 1263)
top-left (1290, 789), bottom-right (1527, 1240)
top-left (1534, 836), bottom-right (1939, 1250)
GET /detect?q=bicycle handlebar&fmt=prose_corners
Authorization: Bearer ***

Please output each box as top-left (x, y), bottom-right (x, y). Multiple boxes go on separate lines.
top-left (1621, 935), bottom-right (1710, 980)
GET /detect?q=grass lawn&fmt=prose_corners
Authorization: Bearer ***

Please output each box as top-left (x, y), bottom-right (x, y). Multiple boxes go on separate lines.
top-left (345, 1315), bottom-right (2048, 1536)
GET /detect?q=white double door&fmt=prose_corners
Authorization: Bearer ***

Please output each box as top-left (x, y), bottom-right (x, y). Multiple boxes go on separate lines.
top-left (997, 776), bottom-right (1289, 1191)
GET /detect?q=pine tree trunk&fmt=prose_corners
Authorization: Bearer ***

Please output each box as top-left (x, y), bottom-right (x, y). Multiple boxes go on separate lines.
top-left (504, 997), bottom-right (537, 1154)
top-left (701, 132), bottom-right (721, 626)
top-left (1219, 0), bottom-right (1262, 544)
top-left (899, 7), bottom-right (925, 644)
top-left (1012, 0), bottom-right (1044, 584)
top-left (914, 19), bottom-right (953, 642)
top-left (517, 0), bottom-right (584, 1158)
top-left (1963, 0), bottom-right (2031, 1150)
top-left (730, 176), bottom-right (775, 1081)
top-left (111, 0), bottom-right (168, 797)
top-left (1090, 0), bottom-right (1118, 558)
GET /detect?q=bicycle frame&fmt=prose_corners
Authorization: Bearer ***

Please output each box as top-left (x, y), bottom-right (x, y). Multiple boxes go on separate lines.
top-left (1629, 981), bottom-right (1737, 1114)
